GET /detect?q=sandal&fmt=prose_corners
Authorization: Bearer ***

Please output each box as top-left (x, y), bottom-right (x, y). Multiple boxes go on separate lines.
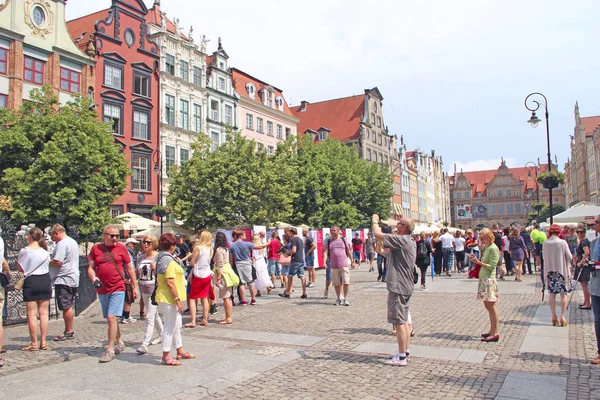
top-left (176, 352), bottom-right (196, 360)
top-left (161, 357), bottom-right (181, 366)
top-left (218, 319), bottom-right (232, 325)
top-left (54, 332), bottom-right (75, 341)
top-left (0, 348), bottom-right (6, 353)
top-left (199, 320), bottom-right (208, 326)
top-left (183, 323), bottom-right (196, 328)
top-left (39, 344), bottom-right (50, 351)
top-left (22, 344), bottom-right (39, 351)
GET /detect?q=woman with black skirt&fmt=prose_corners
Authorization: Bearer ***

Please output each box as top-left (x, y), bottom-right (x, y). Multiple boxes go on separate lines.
top-left (17, 227), bottom-right (51, 351)
top-left (416, 233), bottom-right (433, 289)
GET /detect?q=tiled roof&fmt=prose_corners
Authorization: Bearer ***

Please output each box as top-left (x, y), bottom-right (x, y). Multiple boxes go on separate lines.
top-left (206, 55), bottom-right (214, 66)
top-left (405, 151), bottom-right (415, 159)
top-left (581, 116), bottom-right (600, 137)
top-left (145, 6), bottom-right (189, 40)
top-left (231, 68), bottom-right (293, 116)
top-left (451, 165), bottom-right (550, 196)
top-left (66, 9), bottom-right (109, 51)
top-left (290, 95), bottom-right (364, 141)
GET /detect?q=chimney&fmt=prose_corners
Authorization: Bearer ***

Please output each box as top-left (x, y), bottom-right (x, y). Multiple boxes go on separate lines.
top-left (300, 101), bottom-right (309, 112)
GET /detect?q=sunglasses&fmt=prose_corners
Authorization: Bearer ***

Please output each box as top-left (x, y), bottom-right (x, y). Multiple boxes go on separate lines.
top-left (143, 240), bottom-right (153, 245)
top-left (105, 234), bottom-right (119, 239)
top-left (576, 230), bottom-right (585, 234)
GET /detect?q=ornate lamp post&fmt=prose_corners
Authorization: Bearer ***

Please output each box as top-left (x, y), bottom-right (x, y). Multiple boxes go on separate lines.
top-left (153, 149), bottom-right (164, 235)
top-left (525, 92), bottom-right (554, 224)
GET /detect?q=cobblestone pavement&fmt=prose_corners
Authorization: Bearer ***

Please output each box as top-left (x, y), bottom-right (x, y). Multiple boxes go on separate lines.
top-left (0, 264), bottom-right (598, 399)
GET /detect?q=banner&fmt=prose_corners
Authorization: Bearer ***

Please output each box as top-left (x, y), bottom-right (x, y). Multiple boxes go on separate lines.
top-left (472, 204), bottom-right (488, 219)
top-left (456, 204), bottom-right (472, 220)
top-left (316, 229), bottom-right (324, 268)
top-left (308, 229), bottom-right (320, 268)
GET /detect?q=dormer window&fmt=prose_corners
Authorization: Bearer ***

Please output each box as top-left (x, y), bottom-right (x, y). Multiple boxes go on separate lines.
top-left (275, 96), bottom-right (284, 111)
top-left (318, 130), bottom-right (329, 141)
top-left (246, 83), bottom-right (255, 99)
top-left (266, 90), bottom-right (273, 107)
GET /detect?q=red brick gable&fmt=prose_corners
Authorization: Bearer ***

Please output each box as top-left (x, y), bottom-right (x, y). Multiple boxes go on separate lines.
top-left (451, 165), bottom-right (550, 197)
top-left (145, 6), bottom-right (189, 40)
top-left (231, 68), bottom-right (293, 117)
top-left (581, 116), bottom-right (600, 137)
top-left (66, 9), bottom-right (109, 51)
top-left (290, 95), bottom-right (364, 142)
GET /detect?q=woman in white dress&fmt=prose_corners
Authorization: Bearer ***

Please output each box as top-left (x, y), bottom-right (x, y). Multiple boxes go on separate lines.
top-left (253, 235), bottom-right (273, 295)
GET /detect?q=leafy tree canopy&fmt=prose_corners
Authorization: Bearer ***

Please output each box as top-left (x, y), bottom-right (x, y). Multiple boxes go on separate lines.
top-left (0, 86), bottom-right (129, 235)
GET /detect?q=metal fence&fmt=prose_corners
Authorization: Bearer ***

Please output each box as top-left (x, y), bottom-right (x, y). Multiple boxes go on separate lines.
top-left (1, 217), bottom-right (97, 326)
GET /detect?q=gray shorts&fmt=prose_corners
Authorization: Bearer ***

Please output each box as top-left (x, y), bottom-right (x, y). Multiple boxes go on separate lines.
top-left (387, 292), bottom-right (411, 325)
top-left (236, 260), bottom-right (255, 286)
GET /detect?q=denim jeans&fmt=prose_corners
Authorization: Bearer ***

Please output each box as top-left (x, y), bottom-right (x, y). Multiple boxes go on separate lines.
top-left (377, 255), bottom-right (387, 280)
top-left (442, 248), bottom-right (454, 273)
top-left (592, 295), bottom-right (600, 353)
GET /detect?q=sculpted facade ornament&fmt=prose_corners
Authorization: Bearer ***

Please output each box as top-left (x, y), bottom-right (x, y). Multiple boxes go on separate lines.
top-left (0, 0), bottom-right (9, 13)
top-left (24, 0), bottom-right (54, 38)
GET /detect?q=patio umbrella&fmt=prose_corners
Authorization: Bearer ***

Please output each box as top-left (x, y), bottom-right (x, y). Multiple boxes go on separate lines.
top-left (550, 201), bottom-right (600, 224)
top-left (134, 222), bottom-right (195, 239)
top-left (115, 213), bottom-right (159, 231)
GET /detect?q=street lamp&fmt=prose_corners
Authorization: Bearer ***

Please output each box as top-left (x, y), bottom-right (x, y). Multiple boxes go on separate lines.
top-left (153, 149), bottom-right (164, 235)
top-left (525, 92), bottom-right (554, 224)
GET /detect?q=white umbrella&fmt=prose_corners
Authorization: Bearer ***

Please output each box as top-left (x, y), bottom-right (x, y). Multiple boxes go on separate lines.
top-left (549, 201), bottom-right (600, 224)
top-left (134, 222), bottom-right (195, 239)
top-left (115, 213), bottom-right (159, 231)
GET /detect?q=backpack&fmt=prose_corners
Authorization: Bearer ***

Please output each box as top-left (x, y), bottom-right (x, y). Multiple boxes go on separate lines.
top-left (326, 236), bottom-right (349, 255)
top-left (417, 241), bottom-right (428, 259)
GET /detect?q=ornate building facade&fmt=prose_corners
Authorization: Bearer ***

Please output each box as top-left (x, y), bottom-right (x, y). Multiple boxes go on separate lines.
top-left (0, 0), bottom-right (94, 109)
top-left (67, 0), bottom-right (161, 219)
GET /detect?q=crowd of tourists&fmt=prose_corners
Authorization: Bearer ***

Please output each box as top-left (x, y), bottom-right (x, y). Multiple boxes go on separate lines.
top-left (2, 216), bottom-right (600, 368)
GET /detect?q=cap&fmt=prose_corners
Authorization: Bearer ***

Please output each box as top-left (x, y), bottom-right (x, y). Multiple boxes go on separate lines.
top-left (175, 234), bottom-right (182, 238)
top-left (125, 238), bottom-right (139, 244)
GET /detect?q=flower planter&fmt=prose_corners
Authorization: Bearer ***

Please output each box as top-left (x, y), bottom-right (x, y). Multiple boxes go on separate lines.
top-left (541, 177), bottom-right (559, 190)
top-left (155, 210), bottom-right (167, 218)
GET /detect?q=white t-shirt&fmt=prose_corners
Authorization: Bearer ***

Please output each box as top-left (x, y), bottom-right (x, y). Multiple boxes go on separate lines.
top-left (50, 236), bottom-right (80, 287)
top-left (18, 247), bottom-right (50, 276)
top-left (0, 236), bottom-right (4, 264)
top-left (455, 237), bottom-right (466, 252)
top-left (441, 233), bottom-right (455, 249)
top-left (193, 246), bottom-right (212, 279)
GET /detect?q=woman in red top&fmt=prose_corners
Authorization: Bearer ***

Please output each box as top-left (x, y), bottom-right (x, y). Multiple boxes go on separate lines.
top-left (266, 232), bottom-right (283, 289)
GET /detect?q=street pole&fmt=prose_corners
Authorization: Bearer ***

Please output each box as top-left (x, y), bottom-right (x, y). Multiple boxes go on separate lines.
top-left (525, 92), bottom-right (553, 224)
top-left (153, 149), bottom-right (163, 235)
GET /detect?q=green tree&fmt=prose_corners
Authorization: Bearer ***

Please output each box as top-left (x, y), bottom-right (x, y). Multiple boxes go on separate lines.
top-left (538, 203), bottom-right (566, 223)
top-left (0, 86), bottom-right (129, 235)
top-left (167, 130), bottom-right (294, 228)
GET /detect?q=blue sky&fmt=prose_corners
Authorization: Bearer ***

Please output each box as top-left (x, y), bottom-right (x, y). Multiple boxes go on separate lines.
top-left (65, 0), bottom-right (600, 174)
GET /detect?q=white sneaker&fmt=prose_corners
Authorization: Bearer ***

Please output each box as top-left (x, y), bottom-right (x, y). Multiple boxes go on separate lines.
top-left (383, 354), bottom-right (407, 366)
top-left (121, 317), bottom-right (137, 324)
top-left (150, 337), bottom-right (162, 346)
top-left (334, 298), bottom-right (342, 306)
top-left (136, 344), bottom-right (148, 354)
top-left (323, 289), bottom-right (329, 299)
top-left (343, 299), bottom-right (350, 306)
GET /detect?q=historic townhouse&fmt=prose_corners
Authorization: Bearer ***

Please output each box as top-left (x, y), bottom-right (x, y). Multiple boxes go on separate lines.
top-left (449, 160), bottom-right (565, 228)
top-left (231, 67), bottom-right (298, 155)
top-left (390, 147), bottom-right (403, 220)
top-left (0, 0), bottom-right (94, 109)
top-left (205, 39), bottom-right (237, 151)
top-left (398, 141), bottom-right (411, 219)
top-left (406, 152), bottom-right (419, 221)
top-left (67, 0), bottom-right (161, 219)
top-left (146, 1), bottom-right (207, 207)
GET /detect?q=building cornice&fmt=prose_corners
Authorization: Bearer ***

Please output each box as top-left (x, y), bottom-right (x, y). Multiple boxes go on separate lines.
top-left (238, 96), bottom-right (299, 124)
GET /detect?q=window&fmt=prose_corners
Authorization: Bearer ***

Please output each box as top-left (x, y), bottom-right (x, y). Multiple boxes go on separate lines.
top-left (266, 91), bottom-right (273, 107)
top-left (497, 178), bottom-right (503, 185)
top-left (103, 103), bottom-right (122, 135)
top-left (165, 94), bottom-right (175, 126)
top-left (267, 121), bottom-right (273, 136)
top-left (506, 189), bottom-right (512, 196)
top-left (133, 73), bottom-right (150, 97)
top-left (132, 154), bottom-right (150, 191)
top-left (374, 102), bottom-right (378, 112)
top-left (211, 131), bottom-right (219, 151)
top-left (367, 149), bottom-right (371, 160)
top-left (178, 148), bottom-right (190, 165)
top-left (210, 100), bottom-right (219, 121)
top-left (58, 68), bottom-right (80, 93)
top-left (246, 113), bottom-right (253, 129)
top-left (104, 64), bottom-right (122, 89)
top-left (372, 132), bottom-right (377, 143)
top-left (218, 77), bottom-right (225, 91)
top-left (379, 153), bottom-right (384, 164)
top-left (378, 134), bottom-right (382, 145)
top-left (267, 145), bottom-right (274, 155)
top-left (385, 155), bottom-right (389, 164)
top-left (371, 113), bottom-right (375, 124)
top-left (165, 54), bottom-right (175, 75)
top-left (506, 178), bottom-right (510, 184)
top-left (225, 105), bottom-right (233, 125)
top-left (516, 203), bottom-right (522, 213)
top-left (0, 48), bottom-right (7, 74)
top-left (165, 145), bottom-right (176, 177)
top-left (193, 104), bottom-right (202, 133)
top-left (276, 124), bottom-right (282, 139)
top-left (285, 127), bottom-right (291, 139)
top-left (490, 204), bottom-right (496, 215)
top-left (257, 118), bottom-right (264, 133)
top-left (497, 189), bottom-right (503, 197)
top-left (24, 56), bottom-right (44, 84)
top-left (318, 131), bottom-right (327, 141)
top-left (179, 60), bottom-right (189, 81)
top-left (377, 116), bottom-right (382, 127)
top-left (219, 62), bottom-right (224, 69)
top-left (179, 99), bottom-right (189, 130)
top-left (507, 204), bottom-right (514, 214)
top-left (257, 143), bottom-right (264, 151)
top-left (132, 110), bottom-right (149, 140)
top-left (193, 66), bottom-right (202, 85)
top-left (456, 192), bottom-right (462, 200)
top-left (0, 94), bottom-right (7, 108)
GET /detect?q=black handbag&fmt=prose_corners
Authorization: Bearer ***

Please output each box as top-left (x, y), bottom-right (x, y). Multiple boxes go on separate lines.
top-left (413, 266), bottom-right (419, 285)
top-left (0, 271), bottom-right (10, 288)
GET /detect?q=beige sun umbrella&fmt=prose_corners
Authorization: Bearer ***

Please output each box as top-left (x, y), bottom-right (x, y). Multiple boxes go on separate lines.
top-left (115, 212), bottom-right (159, 231)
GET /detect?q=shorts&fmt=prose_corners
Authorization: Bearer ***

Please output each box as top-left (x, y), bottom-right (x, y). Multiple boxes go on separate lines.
top-left (535, 243), bottom-right (543, 257)
top-left (387, 292), bottom-right (411, 324)
top-left (98, 291), bottom-right (125, 318)
top-left (236, 260), bottom-right (255, 285)
top-left (331, 267), bottom-right (350, 286)
top-left (23, 273), bottom-right (52, 302)
top-left (218, 286), bottom-right (232, 299)
top-left (288, 261), bottom-right (304, 277)
top-left (366, 253), bottom-right (375, 261)
top-left (353, 251), bottom-right (361, 260)
top-left (267, 259), bottom-right (281, 276)
top-left (281, 264), bottom-right (290, 276)
top-left (0, 289), bottom-right (4, 324)
top-left (55, 284), bottom-right (78, 311)
top-left (305, 253), bottom-right (315, 268)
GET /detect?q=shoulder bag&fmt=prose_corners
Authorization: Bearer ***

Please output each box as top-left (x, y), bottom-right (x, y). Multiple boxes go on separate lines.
top-left (15, 254), bottom-right (49, 291)
top-left (103, 244), bottom-right (135, 304)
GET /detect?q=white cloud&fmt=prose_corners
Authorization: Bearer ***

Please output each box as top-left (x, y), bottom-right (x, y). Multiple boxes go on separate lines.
top-left (449, 158), bottom-right (518, 175)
